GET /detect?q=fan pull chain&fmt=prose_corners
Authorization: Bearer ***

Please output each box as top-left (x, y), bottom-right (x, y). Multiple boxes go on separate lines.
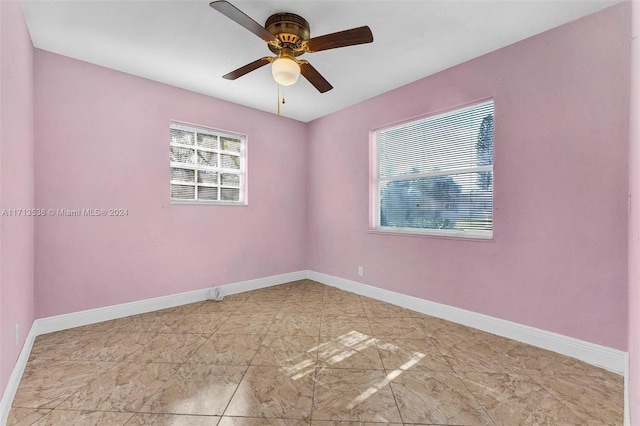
top-left (277, 84), bottom-right (287, 116)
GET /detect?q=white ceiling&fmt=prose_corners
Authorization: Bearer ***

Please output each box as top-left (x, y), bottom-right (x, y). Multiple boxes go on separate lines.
top-left (21, 0), bottom-right (620, 122)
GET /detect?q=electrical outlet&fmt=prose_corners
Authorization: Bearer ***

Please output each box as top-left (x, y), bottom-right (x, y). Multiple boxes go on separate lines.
top-left (15, 324), bottom-right (19, 346)
top-left (358, 266), bottom-right (364, 276)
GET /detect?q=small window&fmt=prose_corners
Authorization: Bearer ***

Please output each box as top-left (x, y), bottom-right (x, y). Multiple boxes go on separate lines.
top-left (170, 122), bottom-right (246, 204)
top-left (372, 100), bottom-right (494, 239)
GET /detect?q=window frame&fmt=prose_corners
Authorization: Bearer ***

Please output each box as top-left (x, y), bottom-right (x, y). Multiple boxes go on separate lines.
top-left (170, 121), bottom-right (247, 206)
top-left (369, 99), bottom-right (494, 240)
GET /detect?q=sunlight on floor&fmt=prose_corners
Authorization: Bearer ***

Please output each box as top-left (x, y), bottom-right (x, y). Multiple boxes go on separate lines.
top-left (281, 329), bottom-right (426, 409)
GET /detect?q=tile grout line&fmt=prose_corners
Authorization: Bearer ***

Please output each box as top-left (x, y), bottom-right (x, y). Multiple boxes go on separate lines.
top-left (526, 372), bottom-right (604, 423)
top-left (216, 283), bottom-right (289, 422)
top-left (125, 304), bottom-right (218, 417)
top-left (308, 284), bottom-right (332, 425)
top-left (361, 294), bottom-right (406, 425)
top-left (126, 301), bottom-right (235, 422)
top-left (426, 328), bottom-right (503, 426)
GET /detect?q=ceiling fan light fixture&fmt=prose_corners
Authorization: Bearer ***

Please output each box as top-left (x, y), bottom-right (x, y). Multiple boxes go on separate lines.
top-left (211, 1), bottom-right (373, 93)
top-left (271, 57), bottom-right (300, 86)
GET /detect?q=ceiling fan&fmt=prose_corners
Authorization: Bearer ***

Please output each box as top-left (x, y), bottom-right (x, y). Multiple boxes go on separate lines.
top-left (209, 0), bottom-right (374, 93)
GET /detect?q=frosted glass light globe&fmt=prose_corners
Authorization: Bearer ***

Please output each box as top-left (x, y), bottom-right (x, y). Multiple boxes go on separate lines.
top-left (271, 57), bottom-right (300, 86)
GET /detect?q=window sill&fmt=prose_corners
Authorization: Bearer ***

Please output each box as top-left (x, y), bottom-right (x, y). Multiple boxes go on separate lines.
top-left (368, 227), bottom-right (493, 241)
top-left (171, 200), bottom-right (247, 206)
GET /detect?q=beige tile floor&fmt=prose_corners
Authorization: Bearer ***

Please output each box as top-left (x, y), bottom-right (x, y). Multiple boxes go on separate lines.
top-left (8, 280), bottom-right (623, 425)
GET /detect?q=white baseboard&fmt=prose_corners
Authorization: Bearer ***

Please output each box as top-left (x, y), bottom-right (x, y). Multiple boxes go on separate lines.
top-left (306, 270), bottom-right (627, 375)
top-left (217, 270), bottom-right (307, 296)
top-left (1, 269), bottom-right (627, 425)
top-left (624, 353), bottom-right (630, 426)
top-left (37, 270), bottom-right (307, 335)
top-left (0, 322), bottom-right (38, 426)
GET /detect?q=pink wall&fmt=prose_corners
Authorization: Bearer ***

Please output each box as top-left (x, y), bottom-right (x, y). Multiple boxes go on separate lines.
top-left (307, 3), bottom-right (630, 350)
top-left (0, 0), bottom-right (632, 413)
top-left (628, 0), bottom-right (639, 422)
top-left (34, 50), bottom-right (308, 318)
top-left (0, 1), bottom-right (35, 397)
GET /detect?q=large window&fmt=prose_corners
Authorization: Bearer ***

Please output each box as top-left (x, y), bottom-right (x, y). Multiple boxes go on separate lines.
top-left (170, 122), bottom-right (246, 204)
top-left (372, 100), bottom-right (494, 239)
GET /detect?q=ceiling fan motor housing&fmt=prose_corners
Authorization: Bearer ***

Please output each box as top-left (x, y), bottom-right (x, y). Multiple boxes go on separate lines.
top-left (266, 12), bottom-right (310, 55)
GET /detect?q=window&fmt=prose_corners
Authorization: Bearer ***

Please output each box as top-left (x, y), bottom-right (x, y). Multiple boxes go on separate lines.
top-left (372, 100), bottom-right (494, 239)
top-left (170, 122), bottom-right (246, 204)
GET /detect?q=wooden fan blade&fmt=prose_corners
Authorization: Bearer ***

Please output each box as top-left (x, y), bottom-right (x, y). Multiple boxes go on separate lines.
top-left (223, 57), bottom-right (272, 80)
top-left (299, 61), bottom-right (333, 93)
top-left (210, 1), bottom-right (277, 43)
top-left (301, 26), bottom-right (373, 53)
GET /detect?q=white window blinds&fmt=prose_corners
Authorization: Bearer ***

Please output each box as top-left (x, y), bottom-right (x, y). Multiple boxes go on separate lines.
top-left (170, 122), bottom-right (246, 204)
top-left (374, 100), bottom-right (494, 239)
